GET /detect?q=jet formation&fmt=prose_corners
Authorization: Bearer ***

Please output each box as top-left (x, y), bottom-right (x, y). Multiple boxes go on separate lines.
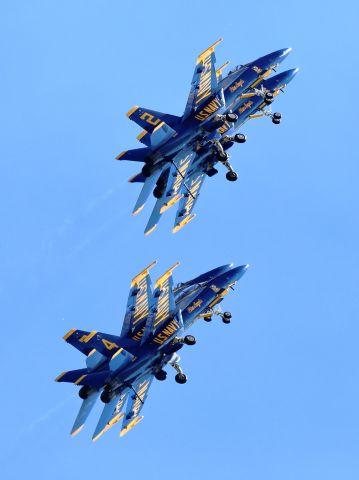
top-left (117, 39), bottom-right (298, 234)
top-left (56, 262), bottom-right (248, 440)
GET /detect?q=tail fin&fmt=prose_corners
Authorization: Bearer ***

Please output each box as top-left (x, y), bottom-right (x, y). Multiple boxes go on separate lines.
top-left (126, 106), bottom-right (181, 133)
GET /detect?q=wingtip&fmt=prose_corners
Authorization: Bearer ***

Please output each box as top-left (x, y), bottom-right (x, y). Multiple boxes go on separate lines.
top-left (71, 425), bottom-right (84, 437)
top-left (144, 224), bottom-right (157, 236)
top-left (133, 205), bottom-right (144, 216)
top-left (55, 371), bottom-right (67, 382)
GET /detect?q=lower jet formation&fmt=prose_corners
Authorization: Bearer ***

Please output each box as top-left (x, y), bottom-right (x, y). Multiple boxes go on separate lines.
top-left (116, 38), bottom-right (298, 234)
top-left (55, 261), bottom-right (248, 440)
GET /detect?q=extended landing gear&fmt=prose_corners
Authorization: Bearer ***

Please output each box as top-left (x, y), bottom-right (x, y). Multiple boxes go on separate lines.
top-left (264, 92), bottom-right (274, 105)
top-left (155, 369), bottom-right (167, 381)
top-left (169, 354), bottom-right (187, 384)
top-left (184, 335), bottom-right (196, 346)
top-left (225, 112), bottom-right (238, 123)
top-left (234, 133), bottom-right (247, 144)
top-left (272, 112), bottom-right (282, 124)
top-left (202, 308), bottom-right (233, 324)
top-left (222, 312), bottom-right (232, 324)
top-left (226, 171), bottom-right (238, 182)
top-left (175, 373), bottom-right (187, 384)
top-left (211, 140), bottom-right (239, 182)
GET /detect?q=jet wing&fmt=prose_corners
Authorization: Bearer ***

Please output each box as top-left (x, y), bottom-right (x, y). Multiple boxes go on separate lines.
top-left (92, 390), bottom-right (128, 442)
top-left (140, 262), bottom-right (180, 345)
top-left (120, 374), bottom-right (153, 437)
top-left (144, 150), bottom-right (197, 235)
top-left (173, 171), bottom-right (206, 233)
top-left (120, 262), bottom-right (156, 338)
top-left (183, 38), bottom-right (222, 118)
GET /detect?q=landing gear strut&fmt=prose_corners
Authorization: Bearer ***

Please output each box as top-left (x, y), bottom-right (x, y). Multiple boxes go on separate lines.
top-left (211, 140), bottom-right (239, 182)
top-left (169, 354), bottom-right (187, 384)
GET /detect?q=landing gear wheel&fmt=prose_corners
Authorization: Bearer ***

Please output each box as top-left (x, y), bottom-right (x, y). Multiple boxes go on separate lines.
top-left (226, 171), bottom-right (238, 182)
top-left (222, 311), bottom-right (232, 324)
top-left (100, 390), bottom-right (113, 404)
top-left (273, 112), bottom-right (282, 120)
top-left (234, 133), bottom-right (247, 143)
top-left (175, 373), bottom-right (187, 384)
top-left (79, 386), bottom-right (89, 400)
top-left (272, 118), bottom-right (281, 125)
top-left (264, 92), bottom-right (274, 104)
top-left (141, 164), bottom-right (152, 177)
top-left (226, 112), bottom-right (238, 123)
top-left (155, 370), bottom-right (167, 381)
top-left (184, 335), bottom-right (196, 346)
top-left (204, 316), bottom-right (212, 322)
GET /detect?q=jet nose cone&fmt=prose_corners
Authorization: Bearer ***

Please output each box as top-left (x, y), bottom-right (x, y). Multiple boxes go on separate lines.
top-left (231, 264), bottom-right (250, 280)
top-left (279, 47), bottom-right (292, 58)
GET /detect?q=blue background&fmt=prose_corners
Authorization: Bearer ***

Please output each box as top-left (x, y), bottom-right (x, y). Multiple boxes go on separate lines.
top-left (1, 1), bottom-right (358, 478)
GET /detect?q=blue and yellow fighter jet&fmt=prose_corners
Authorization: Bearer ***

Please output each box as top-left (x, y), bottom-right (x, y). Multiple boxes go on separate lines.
top-left (116, 39), bottom-right (298, 235)
top-left (55, 261), bottom-right (248, 440)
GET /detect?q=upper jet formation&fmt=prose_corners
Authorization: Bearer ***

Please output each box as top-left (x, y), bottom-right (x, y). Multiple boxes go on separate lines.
top-left (116, 39), bottom-right (298, 234)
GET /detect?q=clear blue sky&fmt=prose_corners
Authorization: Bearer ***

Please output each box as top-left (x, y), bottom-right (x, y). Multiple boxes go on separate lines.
top-left (1, 1), bottom-right (358, 479)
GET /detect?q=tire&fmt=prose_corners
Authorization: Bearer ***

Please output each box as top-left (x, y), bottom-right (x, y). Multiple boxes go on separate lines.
top-left (184, 335), bottom-right (196, 346)
top-left (204, 316), bottom-right (212, 322)
top-left (273, 112), bottom-right (282, 120)
top-left (226, 113), bottom-right (238, 123)
top-left (226, 171), bottom-right (238, 182)
top-left (272, 118), bottom-right (281, 125)
top-left (155, 370), bottom-right (167, 381)
top-left (175, 373), bottom-right (187, 384)
top-left (264, 92), bottom-right (274, 104)
top-left (234, 133), bottom-right (247, 144)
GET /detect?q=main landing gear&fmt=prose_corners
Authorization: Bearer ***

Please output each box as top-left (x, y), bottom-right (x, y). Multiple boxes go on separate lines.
top-left (154, 337), bottom-right (196, 384)
top-left (211, 140), bottom-right (239, 182)
top-left (169, 353), bottom-right (188, 384)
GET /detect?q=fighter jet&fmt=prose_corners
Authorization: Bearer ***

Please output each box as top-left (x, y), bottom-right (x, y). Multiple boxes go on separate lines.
top-left (55, 261), bottom-right (248, 440)
top-left (116, 39), bottom-right (298, 234)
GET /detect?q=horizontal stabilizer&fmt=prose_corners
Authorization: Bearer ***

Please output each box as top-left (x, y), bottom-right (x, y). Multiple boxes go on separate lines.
top-left (55, 368), bottom-right (88, 384)
top-left (128, 172), bottom-right (146, 183)
top-left (71, 390), bottom-right (100, 437)
top-left (116, 147), bottom-right (150, 162)
top-left (127, 106), bottom-right (181, 133)
top-left (55, 369), bottom-right (110, 388)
